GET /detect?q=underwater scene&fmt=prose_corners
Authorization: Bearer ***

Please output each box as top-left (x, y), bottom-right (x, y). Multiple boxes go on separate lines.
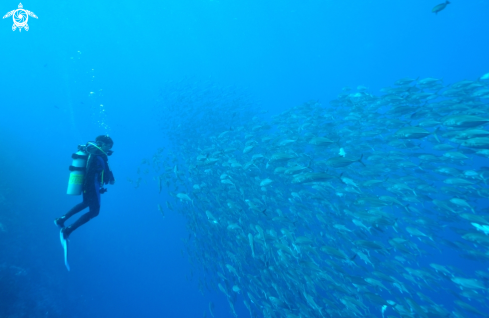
top-left (1, 0), bottom-right (489, 317)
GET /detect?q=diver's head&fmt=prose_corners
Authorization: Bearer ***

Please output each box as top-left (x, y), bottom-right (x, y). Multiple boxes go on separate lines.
top-left (95, 135), bottom-right (114, 154)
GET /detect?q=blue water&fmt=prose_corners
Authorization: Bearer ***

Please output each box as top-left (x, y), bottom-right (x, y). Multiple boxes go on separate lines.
top-left (1, 0), bottom-right (488, 317)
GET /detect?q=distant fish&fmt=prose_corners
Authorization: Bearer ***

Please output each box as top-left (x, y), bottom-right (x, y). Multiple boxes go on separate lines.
top-left (481, 72), bottom-right (489, 80)
top-left (432, 1), bottom-right (450, 14)
top-left (208, 302), bottom-right (215, 318)
top-left (157, 204), bottom-right (165, 217)
top-left (395, 77), bottom-right (416, 86)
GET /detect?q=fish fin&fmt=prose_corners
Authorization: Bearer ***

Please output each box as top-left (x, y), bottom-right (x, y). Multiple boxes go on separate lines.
top-left (481, 172), bottom-right (488, 185)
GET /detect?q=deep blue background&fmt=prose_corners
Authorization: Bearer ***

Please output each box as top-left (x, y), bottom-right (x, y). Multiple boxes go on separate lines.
top-left (1, 0), bottom-right (488, 317)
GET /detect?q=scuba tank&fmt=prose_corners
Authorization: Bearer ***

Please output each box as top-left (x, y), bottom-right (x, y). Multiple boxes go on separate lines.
top-left (67, 148), bottom-right (88, 195)
top-left (67, 142), bottom-right (114, 195)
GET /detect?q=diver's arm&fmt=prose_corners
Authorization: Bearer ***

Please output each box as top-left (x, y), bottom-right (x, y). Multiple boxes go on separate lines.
top-left (103, 160), bottom-right (115, 185)
top-left (108, 169), bottom-right (115, 184)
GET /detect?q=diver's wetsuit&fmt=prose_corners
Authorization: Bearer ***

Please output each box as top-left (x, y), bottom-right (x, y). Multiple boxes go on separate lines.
top-left (62, 151), bottom-right (114, 237)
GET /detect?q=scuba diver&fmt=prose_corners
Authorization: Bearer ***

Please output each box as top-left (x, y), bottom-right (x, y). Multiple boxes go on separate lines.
top-left (55, 135), bottom-right (115, 244)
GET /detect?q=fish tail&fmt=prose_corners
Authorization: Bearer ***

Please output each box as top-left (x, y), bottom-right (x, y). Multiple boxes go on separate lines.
top-left (358, 154), bottom-right (366, 166)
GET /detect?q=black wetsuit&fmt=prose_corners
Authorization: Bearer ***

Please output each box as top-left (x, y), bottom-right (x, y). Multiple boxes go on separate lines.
top-left (63, 150), bottom-right (114, 237)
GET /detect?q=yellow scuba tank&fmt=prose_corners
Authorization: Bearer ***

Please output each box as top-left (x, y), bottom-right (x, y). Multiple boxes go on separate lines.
top-left (67, 149), bottom-right (88, 195)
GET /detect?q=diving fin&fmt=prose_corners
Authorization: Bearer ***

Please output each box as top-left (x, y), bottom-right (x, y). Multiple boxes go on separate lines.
top-left (59, 230), bottom-right (70, 271)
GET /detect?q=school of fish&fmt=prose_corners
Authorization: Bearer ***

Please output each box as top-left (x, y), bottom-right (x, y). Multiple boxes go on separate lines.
top-left (136, 74), bottom-right (489, 317)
